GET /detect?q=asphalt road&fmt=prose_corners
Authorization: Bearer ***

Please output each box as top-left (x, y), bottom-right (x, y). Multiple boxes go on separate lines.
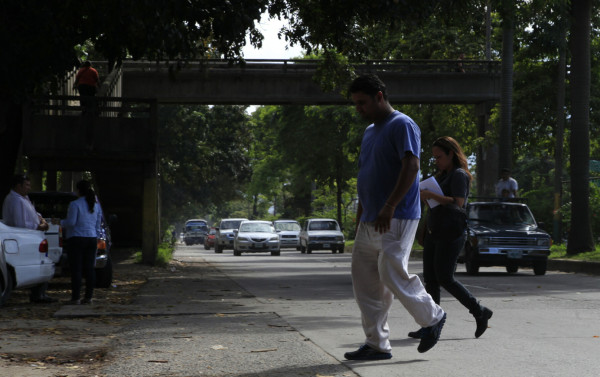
top-left (180, 245), bottom-right (600, 377)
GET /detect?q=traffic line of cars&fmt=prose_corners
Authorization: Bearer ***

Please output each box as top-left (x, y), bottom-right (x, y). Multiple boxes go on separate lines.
top-left (188, 218), bottom-right (346, 256)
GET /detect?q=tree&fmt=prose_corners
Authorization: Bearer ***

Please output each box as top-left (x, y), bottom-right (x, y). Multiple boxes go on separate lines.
top-left (158, 105), bottom-right (252, 227)
top-left (0, 0), bottom-right (271, 196)
top-left (567, 0), bottom-right (595, 253)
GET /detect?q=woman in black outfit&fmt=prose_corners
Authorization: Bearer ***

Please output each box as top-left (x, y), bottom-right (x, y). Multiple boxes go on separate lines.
top-left (410, 136), bottom-right (492, 339)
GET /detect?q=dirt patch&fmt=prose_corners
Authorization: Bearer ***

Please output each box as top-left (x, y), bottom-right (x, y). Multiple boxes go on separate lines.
top-left (0, 248), bottom-right (160, 376)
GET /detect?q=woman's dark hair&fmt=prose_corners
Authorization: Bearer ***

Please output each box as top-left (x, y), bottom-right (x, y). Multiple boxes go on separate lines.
top-left (76, 180), bottom-right (96, 213)
top-left (348, 74), bottom-right (389, 101)
top-left (432, 136), bottom-right (472, 182)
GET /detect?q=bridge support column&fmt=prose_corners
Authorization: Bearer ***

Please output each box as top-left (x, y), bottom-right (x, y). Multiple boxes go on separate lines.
top-left (141, 161), bottom-right (159, 265)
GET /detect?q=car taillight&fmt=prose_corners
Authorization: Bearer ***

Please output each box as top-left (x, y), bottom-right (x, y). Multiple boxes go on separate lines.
top-left (39, 239), bottom-right (49, 253)
top-left (97, 239), bottom-right (106, 250)
top-left (59, 226), bottom-right (63, 247)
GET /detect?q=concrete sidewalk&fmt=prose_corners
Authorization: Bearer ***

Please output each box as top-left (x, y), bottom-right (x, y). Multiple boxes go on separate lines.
top-left (54, 254), bottom-right (357, 377)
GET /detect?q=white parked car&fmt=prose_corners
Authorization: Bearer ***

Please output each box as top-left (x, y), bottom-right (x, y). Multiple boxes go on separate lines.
top-left (273, 219), bottom-right (301, 250)
top-left (233, 220), bottom-right (280, 256)
top-left (299, 218), bottom-right (345, 254)
top-left (1, 222), bottom-right (55, 307)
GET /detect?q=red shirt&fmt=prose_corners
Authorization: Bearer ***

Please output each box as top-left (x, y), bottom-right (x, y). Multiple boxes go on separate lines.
top-left (76, 67), bottom-right (99, 86)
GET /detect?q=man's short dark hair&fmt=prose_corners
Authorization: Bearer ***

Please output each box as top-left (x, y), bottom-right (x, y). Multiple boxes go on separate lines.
top-left (11, 174), bottom-right (29, 188)
top-left (501, 168), bottom-right (511, 173)
top-left (349, 74), bottom-right (388, 101)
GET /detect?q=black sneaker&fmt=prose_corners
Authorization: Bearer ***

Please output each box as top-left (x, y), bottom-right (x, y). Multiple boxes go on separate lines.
top-left (475, 307), bottom-right (493, 338)
top-left (344, 344), bottom-right (392, 361)
top-left (418, 312), bottom-right (446, 353)
top-left (408, 327), bottom-right (426, 339)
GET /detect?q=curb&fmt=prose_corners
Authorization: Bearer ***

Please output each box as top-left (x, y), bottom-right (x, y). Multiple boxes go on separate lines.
top-left (410, 249), bottom-right (600, 276)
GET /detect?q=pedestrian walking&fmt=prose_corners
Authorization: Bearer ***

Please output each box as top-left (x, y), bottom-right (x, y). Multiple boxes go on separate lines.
top-left (344, 74), bottom-right (446, 361)
top-left (414, 136), bottom-right (493, 340)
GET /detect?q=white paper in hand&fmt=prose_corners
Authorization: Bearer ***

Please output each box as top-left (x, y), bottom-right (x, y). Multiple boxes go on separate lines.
top-left (419, 176), bottom-right (444, 208)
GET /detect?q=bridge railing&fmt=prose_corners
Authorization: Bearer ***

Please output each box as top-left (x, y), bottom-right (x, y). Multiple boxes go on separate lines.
top-left (29, 95), bottom-right (155, 118)
top-left (119, 59), bottom-right (501, 75)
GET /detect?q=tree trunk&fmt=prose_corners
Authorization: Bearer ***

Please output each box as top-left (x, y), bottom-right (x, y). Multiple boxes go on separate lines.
top-left (499, 2), bottom-right (514, 172)
top-left (567, 0), bottom-right (594, 254)
top-left (553, 23), bottom-right (567, 243)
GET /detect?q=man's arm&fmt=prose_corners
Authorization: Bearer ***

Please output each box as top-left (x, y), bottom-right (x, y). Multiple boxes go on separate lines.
top-left (374, 152), bottom-right (419, 234)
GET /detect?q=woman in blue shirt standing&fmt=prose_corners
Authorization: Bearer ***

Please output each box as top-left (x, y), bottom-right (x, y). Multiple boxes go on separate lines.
top-left (61, 180), bottom-right (102, 304)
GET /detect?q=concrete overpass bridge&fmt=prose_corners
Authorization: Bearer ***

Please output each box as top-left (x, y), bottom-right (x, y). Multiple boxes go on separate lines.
top-left (121, 59), bottom-right (500, 105)
top-left (23, 59), bottom-right (501, 263)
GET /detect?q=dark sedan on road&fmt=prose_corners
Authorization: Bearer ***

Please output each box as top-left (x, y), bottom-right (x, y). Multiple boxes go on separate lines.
top-left (458, 200), bottom-right (551, 275)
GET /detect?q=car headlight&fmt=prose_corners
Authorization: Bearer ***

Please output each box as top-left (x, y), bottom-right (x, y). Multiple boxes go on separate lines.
top-left (537, 238), bottom-right (550, 246)
top-left (336, 236), bottom-right (344, 241)
top-left (478, 237), bottom-right (489, 246)
top-left (269, 236), bottom-right (279, 241)
top-left (237, 236), bottom-right (250, 241)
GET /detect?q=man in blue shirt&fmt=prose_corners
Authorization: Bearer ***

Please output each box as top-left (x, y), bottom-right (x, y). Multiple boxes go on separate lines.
top-left (344, 75), bottom-right (446, 360)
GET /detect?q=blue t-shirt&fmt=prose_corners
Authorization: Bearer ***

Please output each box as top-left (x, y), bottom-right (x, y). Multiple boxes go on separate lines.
top-left (357, 110), bottom-right (421, 221)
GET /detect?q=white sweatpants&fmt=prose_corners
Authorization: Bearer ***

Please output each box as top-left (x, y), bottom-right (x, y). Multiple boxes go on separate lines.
top-left (351, 219), bottom-right (445, 352)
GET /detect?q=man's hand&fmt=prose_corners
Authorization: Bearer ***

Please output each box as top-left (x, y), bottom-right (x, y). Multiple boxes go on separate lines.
top-left (37, 218), bottom-right (49, 231)
top-left (374, 205), bottom-right (394, 234)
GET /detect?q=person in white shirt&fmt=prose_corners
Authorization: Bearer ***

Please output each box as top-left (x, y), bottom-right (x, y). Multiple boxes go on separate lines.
top-left (2, 174), bottom-right (56, 303)
top-left (496, 168), bottom-right (518, 198)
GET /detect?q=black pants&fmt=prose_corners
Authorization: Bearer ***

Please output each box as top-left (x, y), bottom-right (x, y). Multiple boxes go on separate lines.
top-left (66, 237), bottom-right (97, 301)
top-left (77, 85), bottom-right (96, 115)
top-left (423, 231), bottom-right (482, 316)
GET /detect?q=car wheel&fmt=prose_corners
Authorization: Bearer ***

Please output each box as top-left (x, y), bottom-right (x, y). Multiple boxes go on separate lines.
top-left (95, 256), bottom-right (113, 288)
top-left (506, 264), bottom-right (519, 274)
top-left (271, 250), bottom-right (280, 256)
top-left (306, 246), bottom-right (312, 254)
top-left (233, 249), bottom-right (241, 256)
top-left (215, 245), bottom-right (223, 254)
top-left (185, 241), bottom-right (190, 246)
top-left (533, 260), bottom-right (547, 275)
top-left (331, 248), bottom-right (336, 254)
top-left (338, 246), bottom-right (344, 253)
top-left (465, 246), bottom-right (479, 275)
top-left (0, 270), bottom-right (14, 308)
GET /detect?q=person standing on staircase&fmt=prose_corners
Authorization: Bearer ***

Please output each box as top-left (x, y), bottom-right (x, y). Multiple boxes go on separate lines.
top-left (73, 61), bottom-right (99, 115)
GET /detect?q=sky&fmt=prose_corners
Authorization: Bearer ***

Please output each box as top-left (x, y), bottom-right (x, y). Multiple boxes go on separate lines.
top-left (242, 14), bottom-right (304, 60)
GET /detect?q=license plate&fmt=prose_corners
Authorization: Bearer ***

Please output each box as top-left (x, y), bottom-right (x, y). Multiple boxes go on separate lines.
top-left (507, 250), bottom-right (522, 259)
top-left (254, 243), bottom-right (264, 248)
top-left (323, 243), bottom-right (330, 248)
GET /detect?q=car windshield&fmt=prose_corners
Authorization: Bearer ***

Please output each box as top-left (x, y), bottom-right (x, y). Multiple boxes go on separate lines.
top-left (275, 222), bottom-right (301, 231)
top-left (208, 228), bottom-right (216, 235)
top-left (221, 220), bottom-right (243, 229)
top-left (239, 223), bottom-right (273, 233)
top-left (468, 204), bottom-right (536, 226)
top-left (186, 224), bottom-right (208, 232)
top-left (309, 221), bottom-right (339, 231)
